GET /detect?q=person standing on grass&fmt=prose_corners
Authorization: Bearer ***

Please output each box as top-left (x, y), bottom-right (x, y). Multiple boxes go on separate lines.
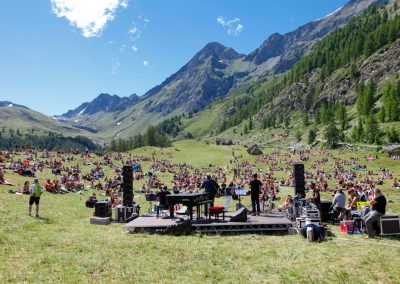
top-left (28, 178), bottom-right (43, 217)
top-left (249, 173), bottom-right (262, 216)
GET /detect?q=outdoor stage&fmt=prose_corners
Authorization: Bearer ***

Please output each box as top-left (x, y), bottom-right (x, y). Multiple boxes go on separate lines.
top-left (123, 212), bottom-right (293, 234)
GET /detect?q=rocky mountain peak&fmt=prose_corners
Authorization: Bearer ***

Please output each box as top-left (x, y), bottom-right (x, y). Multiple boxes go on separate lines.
top-left (60, 93), bottom-right (140, 118)
top-left (0, 101), bottom-right (29, 109)
top-left (193, 42), bottom-right (242, 62)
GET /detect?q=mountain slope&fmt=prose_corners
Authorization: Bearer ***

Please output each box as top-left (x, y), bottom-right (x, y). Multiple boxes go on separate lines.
top-left (178, 1), bottom-right (400, 145)
top-left (61, 93), bottom-right (139, 118)
top-left (141, 42), bottom-right (244, 114)
top-left (0, 103), bottom-right (85, 137)
top-left (64, 0), bottom-right (381, 140)
top-left (140, 0), bottom-right (381, 114)
top-left (1, 0), bottom-right (385, 142)
top-left (242, 0), bottom-right (385, 77)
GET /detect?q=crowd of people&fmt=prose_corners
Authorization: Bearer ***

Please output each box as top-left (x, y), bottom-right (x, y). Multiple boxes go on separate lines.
top-left (0, 145), bottom-right (398, 238)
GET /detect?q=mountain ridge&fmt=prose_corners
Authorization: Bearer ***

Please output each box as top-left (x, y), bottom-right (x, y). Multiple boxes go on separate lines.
top-left (60, 93), bottom-right (139, 118)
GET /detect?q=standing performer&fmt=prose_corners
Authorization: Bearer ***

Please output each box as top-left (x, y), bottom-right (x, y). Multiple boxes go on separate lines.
top-left (249, 173), bottom-right (262, 216)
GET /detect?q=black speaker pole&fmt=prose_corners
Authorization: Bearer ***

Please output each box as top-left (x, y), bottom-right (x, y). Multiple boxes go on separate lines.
top-left (294, 163), bottom-right (306, 198)
top-left (122, 165), bottom-right (134, 207)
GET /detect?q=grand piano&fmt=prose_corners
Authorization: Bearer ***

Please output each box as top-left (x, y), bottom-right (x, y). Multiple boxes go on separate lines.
top-left (166, 193), bottom-right (213, 220)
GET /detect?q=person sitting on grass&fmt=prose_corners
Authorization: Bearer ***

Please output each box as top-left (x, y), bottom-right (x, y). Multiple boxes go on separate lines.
top-left (329, 189), bottom-right (346, 220)
top-left (277, 194), bottom-right (293, 211)
top-left (22, 181), bottom-right (30, 194)
top-left (44, 179), bottom-right (55, 193)
top-left (0, 167), bottom-right (14, 185)
top-left (364, 188), bottom-right (386, 238)
top-left (85, 193), bottom-right (98, 208)
top-left (392, 178), bottom-right (400, 189)
top-left (0, 167), bottom-right (4, 184)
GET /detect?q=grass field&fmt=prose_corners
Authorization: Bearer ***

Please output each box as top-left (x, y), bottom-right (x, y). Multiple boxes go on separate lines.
top-left (1, 140), bottom-right (400, 283)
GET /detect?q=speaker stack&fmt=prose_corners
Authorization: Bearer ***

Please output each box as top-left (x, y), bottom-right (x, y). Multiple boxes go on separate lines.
top-left (95, 201), bottom-right (112, 218)
top-left (122, 165), bottom-right (134, 207)
top-left (294, 164), bottom-right (306, 198)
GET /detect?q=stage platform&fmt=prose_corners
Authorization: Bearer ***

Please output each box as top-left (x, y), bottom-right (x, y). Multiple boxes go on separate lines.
top-left (123, 212), bottom-right (293, 234)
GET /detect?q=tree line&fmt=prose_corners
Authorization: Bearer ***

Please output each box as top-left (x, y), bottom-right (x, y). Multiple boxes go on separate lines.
top-left (285, 2), bottom-right (400, 84)
top-left (108, 125), bottom-right (171, 152)
top-left (0, 131), bottom-right (99, 151)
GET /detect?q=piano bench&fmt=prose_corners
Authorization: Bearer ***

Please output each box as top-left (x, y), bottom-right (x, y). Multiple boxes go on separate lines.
top-left (208, 206), bottom-right (225, 222)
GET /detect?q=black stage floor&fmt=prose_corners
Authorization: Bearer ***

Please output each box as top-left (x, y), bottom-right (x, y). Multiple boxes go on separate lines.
top-left (123, 212), bottom-right (293, 234)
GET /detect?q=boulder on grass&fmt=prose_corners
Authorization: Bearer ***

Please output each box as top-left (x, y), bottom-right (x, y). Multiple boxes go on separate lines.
top-left (247, 144), bottom-right (263, 155)
top-left (221, 139), bottom-right (233, 146)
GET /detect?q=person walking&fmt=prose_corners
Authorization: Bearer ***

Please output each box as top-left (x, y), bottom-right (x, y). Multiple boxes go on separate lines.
top-left (28, 178), bottom-right (43, 217)
top-left (249, 173), bottom-right (262, 216)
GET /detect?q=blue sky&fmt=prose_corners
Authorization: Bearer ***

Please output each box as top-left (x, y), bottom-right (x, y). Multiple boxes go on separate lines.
top-left (0, 0), bottom-right (348, 116)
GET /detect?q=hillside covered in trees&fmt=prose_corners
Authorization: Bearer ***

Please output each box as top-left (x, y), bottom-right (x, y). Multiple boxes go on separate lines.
top-left (163, 0), bottom-right (400, 148)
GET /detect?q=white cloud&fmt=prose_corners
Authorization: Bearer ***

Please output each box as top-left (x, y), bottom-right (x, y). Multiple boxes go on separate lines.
top-left (50, 0), bottom-right (129, 38)
top-left (131, 45), bottom-right (138, 52)
top-left (217, 16), bottom-right (244, 36)
top-left (111, 58), bottom-right (120, 75)
top-left (129, 23), bottom-right (141, 41)
top-left (138, 15), bottom-right (150, 24)
top-left (143, 60), bottom-right (149, 67)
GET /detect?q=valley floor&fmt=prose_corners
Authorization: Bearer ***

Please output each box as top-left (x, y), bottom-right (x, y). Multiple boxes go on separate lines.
top-left (1, 140), bottom-right (400, 283)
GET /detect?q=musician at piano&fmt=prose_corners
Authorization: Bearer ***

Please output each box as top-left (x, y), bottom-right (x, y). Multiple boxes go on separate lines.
top-left (201, 175), bottom-right (220, 207)
top-left (155, 185), bottom-right (171, 216)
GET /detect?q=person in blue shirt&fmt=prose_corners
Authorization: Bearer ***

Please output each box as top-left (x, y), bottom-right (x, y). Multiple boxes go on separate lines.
top-left (201, 175), bottom-right (219, 199)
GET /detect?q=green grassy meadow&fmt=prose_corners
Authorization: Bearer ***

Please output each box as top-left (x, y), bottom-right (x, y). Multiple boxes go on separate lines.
top-left (1, 140), bottom-right (400, 283)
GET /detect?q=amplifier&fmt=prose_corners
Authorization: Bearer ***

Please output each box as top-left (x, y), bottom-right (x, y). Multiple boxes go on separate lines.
top-left (306, 210), bottom-right (320, 219)
top-left (301, 207), bottom-right (320, 219)
top-left (380, 215), bottom-right (400, 236)
top-left (296, 217), bottom-right (306, 229)
top-left (305, 217), bottom-right (321, 227)
top-left (114, 205), bottom-right (140, 222)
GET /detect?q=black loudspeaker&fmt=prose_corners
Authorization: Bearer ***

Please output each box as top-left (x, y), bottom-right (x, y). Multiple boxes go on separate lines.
top-left (294, 164), bottom-right (305, 198)
top-left (230, 207), bottom-right (248, 222)
top-left (95, 201), bottom-right (111, 218)
top-left (320, 200), bottom-right (333, 222)
top-left (122, 165), bottom-right (134, 207)
top-left (380, 215), bottom-right (400, 235)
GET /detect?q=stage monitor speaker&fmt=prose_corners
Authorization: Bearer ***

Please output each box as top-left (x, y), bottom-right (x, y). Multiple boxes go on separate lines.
top-left (122, 165), bottom-right (134, 207)
top-left (380, 215), bottom-right (400, 235)
top-left (95, 201), bottom-right (112, 218)
top-left (294, 163), bottom-right (305, 198)
top-left (320, 201), bottom-right (333, 222)
top-left (230, 207), bottom-right (248, 222)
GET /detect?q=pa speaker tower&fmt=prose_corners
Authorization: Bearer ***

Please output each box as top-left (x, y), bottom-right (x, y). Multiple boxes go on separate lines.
top-left (294, 164), bottom-right (305, 198)
top-left (122, 165), bottom-right (134, 207)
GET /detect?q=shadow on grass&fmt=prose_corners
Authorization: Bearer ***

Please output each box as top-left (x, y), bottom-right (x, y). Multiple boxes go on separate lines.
top-left (30, 215), bottom-right (54, 224)
top-left (324, 226), bottom-right (337, 238)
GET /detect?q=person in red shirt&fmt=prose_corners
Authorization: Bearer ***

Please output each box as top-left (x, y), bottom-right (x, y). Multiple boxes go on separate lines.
top-left (44, 179), bottom-right (55, 193)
